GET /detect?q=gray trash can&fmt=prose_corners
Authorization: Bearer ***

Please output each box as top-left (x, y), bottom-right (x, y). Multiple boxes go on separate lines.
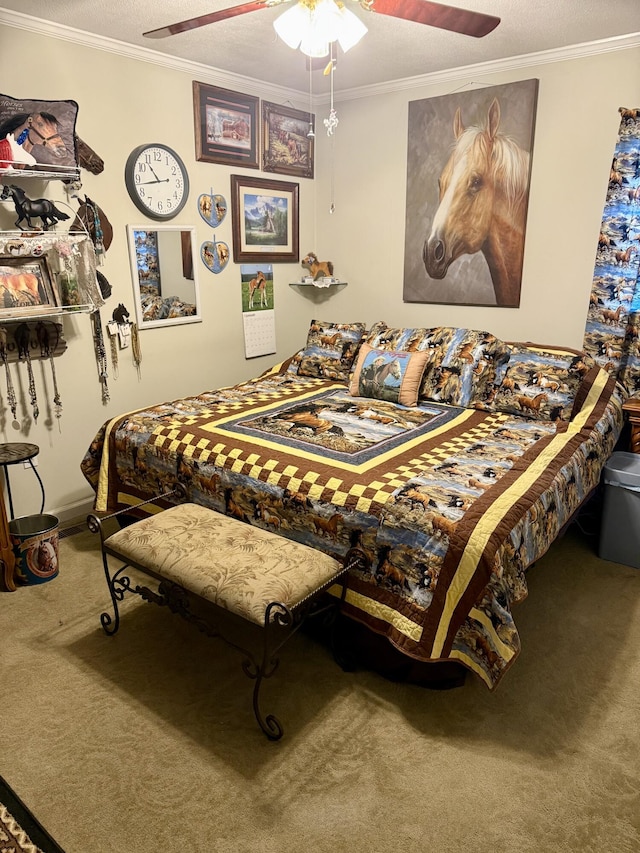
top-left (599, 451), bottom-right (640, 569)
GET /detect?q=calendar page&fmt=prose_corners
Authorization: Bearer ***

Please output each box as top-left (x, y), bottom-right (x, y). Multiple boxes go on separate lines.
top-left (241, 263), bottom-right (276, 358)
top-left (243, 310), bottom-right (276, 358)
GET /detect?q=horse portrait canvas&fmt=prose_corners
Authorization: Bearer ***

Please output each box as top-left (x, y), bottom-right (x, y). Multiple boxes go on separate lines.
top-left (0, 94), bottom-right (79, 174)
top-left (403, 79), bottom-right (539, 308)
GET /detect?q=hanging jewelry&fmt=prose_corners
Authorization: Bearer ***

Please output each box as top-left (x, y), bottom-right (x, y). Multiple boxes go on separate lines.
top-left (15, 323), bottom-right (38, 423)
top-left (131, 322), bottom-right (142, 376)
top-left (37, 322), bottom-right (63, 423)
top-left (91, 310), bottom-right (110, 403)
top-left (89, 198), bottom-right (105, 265)
top-left (0, 328), bottom-right (18, 425)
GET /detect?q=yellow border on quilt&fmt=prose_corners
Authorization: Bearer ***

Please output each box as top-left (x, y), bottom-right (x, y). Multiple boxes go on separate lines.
top-left (328, 584), bottom-right (423, 641)
top-left (430, 367), bottom-right (610, 657)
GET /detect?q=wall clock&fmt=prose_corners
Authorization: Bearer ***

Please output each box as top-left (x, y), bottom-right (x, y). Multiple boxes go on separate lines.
top-left (125, 143), bottom-right (190, 220)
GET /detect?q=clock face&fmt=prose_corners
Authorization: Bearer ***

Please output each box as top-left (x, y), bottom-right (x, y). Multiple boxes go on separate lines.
top-left (125, 144), bottom-right (190, 220)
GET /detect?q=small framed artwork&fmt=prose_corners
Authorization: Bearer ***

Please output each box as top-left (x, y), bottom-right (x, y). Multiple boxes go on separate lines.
top-left (262, 101), bottom-right (314, 179)
top-left (231, 174), bottom-right (299, 264)
top-left (0, 256), bottom-right (59, 316)
top-left (193, 81), bottom-right (259, 169)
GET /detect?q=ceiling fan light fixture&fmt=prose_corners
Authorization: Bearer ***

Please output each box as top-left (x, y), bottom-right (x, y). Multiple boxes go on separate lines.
top-left (273, 0), bottom-right (366, 58)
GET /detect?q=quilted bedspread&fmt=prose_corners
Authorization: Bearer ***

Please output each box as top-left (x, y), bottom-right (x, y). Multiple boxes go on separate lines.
top-left (81, 360), bottom-right (621, 688)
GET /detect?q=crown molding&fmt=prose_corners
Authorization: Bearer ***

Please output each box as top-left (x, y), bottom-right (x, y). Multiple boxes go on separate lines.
top-left (1, 8), bottom-right (638, 107)
top-left (331, 31), bottom-right (640, 104)
top-left (0, 7), bottom-right (298, 102)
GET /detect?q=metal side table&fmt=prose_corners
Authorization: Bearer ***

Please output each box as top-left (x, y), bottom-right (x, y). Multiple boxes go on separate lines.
top-left (0, 442), bottom-right (45, 520)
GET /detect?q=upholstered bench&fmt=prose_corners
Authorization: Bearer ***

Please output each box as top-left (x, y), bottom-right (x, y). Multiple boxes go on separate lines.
top-left (87, 498), bottom-right (367, 740)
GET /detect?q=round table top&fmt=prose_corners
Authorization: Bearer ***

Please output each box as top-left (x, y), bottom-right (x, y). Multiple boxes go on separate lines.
top-left (0, 442), bottom-right (40, 465)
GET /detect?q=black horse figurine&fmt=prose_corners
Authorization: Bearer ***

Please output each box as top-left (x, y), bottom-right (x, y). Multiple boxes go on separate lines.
top-left (0, 184), bottom-right (70, 231)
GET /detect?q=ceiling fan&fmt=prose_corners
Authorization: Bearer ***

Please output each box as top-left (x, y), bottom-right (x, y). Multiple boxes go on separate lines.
top-left (143, 0), bottom-right (501, 44)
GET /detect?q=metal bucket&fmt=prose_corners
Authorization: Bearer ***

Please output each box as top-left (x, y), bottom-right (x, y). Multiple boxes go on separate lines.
top-left (9, 513), bottom-right (59, 585)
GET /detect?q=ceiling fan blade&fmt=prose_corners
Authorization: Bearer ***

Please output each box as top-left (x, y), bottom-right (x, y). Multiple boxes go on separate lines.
top-left (366, 0), bottom-right (500, 38)
top-left (143, 1), bottom-right (278, 39)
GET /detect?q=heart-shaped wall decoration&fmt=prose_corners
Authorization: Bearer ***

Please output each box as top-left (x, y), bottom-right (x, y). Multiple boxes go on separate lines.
top-left (197, 192), bottom-right (227, 228)
top-left (200, 238), bottom-right (229, 274)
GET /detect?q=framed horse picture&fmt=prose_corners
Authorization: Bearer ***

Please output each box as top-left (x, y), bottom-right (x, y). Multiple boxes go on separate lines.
top-left (0, 256), bottom-right (60, 317)
top-left (262, 101), bottom-right (314, 179)
top-left (193, 82), bottom-right (259, 169)
top-left (0, 94), bottom-right (79, 177)
top-left (403, 79), bottom-right (539, 308)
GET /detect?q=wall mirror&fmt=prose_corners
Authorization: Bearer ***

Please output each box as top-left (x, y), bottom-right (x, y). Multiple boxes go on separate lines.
top-left (127, 225), bottom-right (202, 329)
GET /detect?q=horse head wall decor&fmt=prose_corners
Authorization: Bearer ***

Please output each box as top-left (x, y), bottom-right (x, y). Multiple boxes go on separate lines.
top-left (423, 97), bottom-right (532, 308)
top-left (403, 79), bottom-right (538, 309)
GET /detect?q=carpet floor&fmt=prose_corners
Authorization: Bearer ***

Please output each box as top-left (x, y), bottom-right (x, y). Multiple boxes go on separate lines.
top-left (1, 519), bottom-right (639, 853)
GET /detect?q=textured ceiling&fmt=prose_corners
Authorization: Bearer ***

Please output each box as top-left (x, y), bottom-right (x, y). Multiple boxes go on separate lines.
top-left (2, 0), bottom-right (640, 94)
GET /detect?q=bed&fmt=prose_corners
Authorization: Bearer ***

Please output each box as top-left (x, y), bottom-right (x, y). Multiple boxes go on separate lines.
top-left (81, 320), bottom-right (624, 689)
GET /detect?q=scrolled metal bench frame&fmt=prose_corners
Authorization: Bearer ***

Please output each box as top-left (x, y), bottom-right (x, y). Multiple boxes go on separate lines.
top-left (87, 486), bottom-right (369, 740)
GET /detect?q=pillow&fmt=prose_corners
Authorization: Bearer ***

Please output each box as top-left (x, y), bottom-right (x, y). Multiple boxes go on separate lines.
top-left (364, 323), bottom-right (436, 353)
top-left (0, 94), bottom-right (79, 172)
top-left (297, 320), bottom-right (366, 382)
top-left (418, 327), bottom-right (512, 407)
top-left (486, 342), bottom-right (596, 421)
top-left (349, 344), bottom-right (431, 407)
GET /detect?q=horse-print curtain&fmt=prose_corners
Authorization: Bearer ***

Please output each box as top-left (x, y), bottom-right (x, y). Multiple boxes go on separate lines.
top-left (582, 108), bottom-right (640, 396)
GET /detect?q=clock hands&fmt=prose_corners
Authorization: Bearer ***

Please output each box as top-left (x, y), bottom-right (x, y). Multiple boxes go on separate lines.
top-left (137, 178), bottom-right (170, 186)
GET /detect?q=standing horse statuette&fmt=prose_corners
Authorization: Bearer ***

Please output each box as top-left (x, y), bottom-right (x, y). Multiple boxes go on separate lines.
top-left (423, 97), bottom-right (531, 308)
top-left (302, 252), bottom-right (334, 280)
top-left (0, 184), bottom-right (70, 231)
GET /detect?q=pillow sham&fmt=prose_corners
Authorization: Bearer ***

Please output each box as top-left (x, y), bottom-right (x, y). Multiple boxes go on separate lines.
top-left (349, 344), bottom-right (431, 407)
top-left (364, 323), bottom-right (436, 353)
top-left (297, 320), bottom-right (366, 382)
top-left (418, 327), bottom-right (512, 407)
top-left (485, 342), bottom-right (596, 421)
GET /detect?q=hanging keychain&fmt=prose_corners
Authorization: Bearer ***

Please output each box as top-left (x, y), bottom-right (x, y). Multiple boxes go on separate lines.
top-left (15, 323), bottom-right (39, 423)
top-left (0, 327), bottom-right (18, 426)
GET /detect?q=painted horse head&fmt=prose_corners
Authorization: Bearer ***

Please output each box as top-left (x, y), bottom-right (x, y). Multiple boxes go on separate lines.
top-left (423, 98), bottom-right (530, 307)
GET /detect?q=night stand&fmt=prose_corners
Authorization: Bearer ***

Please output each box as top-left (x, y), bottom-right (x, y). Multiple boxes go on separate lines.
top-left (622, 397), bottom-right (640, 453)
top-left (0, 443), bottom-right (45, 519)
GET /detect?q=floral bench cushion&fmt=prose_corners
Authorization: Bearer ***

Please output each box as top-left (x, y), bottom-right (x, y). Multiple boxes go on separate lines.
top-left (104, 503), bottom-right (342, 626)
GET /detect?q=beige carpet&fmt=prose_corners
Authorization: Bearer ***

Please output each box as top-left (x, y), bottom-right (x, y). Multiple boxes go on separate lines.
top-left (2, 521), bottom-right (639, 853)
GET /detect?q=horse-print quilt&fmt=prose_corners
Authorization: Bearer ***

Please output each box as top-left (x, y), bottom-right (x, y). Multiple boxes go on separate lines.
top-left (81, 360), bottom-right (620, 688)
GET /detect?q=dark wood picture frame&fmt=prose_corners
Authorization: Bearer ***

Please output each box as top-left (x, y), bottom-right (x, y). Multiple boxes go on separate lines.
top-left (0, 256), bottom-right (59, 316)
top-left (262, 101), bottom-right (314, 179)
top-left (231, 174), bottom-right (299, 264)
top-left (193, 81), bottom-right (259, 169)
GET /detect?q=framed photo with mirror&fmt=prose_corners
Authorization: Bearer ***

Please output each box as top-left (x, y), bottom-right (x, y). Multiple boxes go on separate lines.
top-left (127, 225), bottom-right (202, 329)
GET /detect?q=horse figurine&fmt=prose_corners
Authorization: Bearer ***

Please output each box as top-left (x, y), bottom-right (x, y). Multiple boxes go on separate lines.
top-left (0, 184), bottom-right (70, 231)
top-left (112, 303), bottom-right (130, 325)
top-left (0, 133), bottom-right (37, 170)
top-left (423, 97), bottom-right (530, 308)
top-left (302, 252), bottom-right (334, 280)
top-left (248, 271), bottom-right (268, 309)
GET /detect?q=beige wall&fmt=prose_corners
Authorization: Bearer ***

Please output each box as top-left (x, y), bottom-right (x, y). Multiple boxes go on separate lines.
top-left (0, 20), bottom-right (638, 522)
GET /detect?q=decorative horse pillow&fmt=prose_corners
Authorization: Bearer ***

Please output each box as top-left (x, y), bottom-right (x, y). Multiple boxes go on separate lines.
top-left (349, 344), bottom-right (431, 407)
top-left (297, 320), bottom-right (366, 382)
top-left (0, 94), bottom-right (79, 172)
